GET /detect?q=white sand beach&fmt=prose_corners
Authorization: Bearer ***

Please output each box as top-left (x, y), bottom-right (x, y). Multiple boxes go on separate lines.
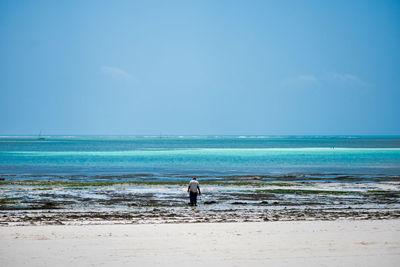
top-left (1, 220), bottom-right (399, 267)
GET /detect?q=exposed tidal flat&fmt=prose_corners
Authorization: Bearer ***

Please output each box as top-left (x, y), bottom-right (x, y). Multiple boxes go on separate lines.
top-left (1, 173), bottom-right (399, 225)
top-left (1, 136), bottom-right (400, 225)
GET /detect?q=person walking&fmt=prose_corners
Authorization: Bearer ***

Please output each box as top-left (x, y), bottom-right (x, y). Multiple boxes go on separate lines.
top-left (188, 177), bottom-right (201, 206)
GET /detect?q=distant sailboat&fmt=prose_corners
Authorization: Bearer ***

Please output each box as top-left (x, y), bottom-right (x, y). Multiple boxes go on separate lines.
top-left (38, 131), bottom-right (45, 140)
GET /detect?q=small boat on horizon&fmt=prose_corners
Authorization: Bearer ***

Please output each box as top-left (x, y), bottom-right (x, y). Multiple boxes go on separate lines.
top-left (38, 131), bottom-right (45, 140)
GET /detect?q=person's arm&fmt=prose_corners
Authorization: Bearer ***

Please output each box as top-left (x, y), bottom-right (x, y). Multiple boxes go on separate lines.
top-left (188, 184), bottom-right (190, 192)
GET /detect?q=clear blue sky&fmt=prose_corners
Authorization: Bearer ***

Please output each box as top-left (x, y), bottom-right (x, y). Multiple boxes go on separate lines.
top-left (1, 0), bottom-right (399, 135)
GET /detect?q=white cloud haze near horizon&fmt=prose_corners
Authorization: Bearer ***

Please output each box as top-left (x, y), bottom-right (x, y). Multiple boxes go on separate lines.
top-left (101, 66), bottom-right (133, 81)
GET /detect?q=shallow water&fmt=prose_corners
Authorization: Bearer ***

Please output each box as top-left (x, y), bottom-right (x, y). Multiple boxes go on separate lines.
top-left (1, 136), bottom-right (400, 178)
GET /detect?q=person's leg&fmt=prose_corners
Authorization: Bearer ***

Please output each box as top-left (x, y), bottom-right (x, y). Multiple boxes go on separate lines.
top-left (189, 192), bottom-right (194, 206)
top-left (193, 193), bottom-right (198, 206)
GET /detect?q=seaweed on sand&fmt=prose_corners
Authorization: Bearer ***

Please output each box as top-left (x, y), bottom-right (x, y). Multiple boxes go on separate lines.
top-left (0, 180), bottom-right (297, 187)
top-left (254, 189), bottom-right (361, 195)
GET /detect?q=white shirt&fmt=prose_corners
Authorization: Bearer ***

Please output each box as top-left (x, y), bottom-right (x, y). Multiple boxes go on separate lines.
top-left (188, 180), bottom-right (199, 193)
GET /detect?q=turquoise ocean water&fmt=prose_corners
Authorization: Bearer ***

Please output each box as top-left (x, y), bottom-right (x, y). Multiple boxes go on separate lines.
top-left (1, 136), bottom-right (399, 181)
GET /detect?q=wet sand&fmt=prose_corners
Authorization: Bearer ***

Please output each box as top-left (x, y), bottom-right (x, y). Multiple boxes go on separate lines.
top-left (1, 220), bottom-right (399, 267)
top-left (1, 177), bottom-right (400, 225)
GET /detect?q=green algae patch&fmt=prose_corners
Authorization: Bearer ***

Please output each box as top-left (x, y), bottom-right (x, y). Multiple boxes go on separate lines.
top-left (32, 187), bottom-right (54, 191)
top-left (0, 180), bottom-right (186, 187)
top-left (263, 182), bottom-right (296, 187)
top-left (366, 190), bottom-right (400, 196)
top-left (254, 189), bottom-right (361, 195)
top-left (0, 197), bottom-right (21, 203)
top-left (0, 180), bottom-right (297, 187)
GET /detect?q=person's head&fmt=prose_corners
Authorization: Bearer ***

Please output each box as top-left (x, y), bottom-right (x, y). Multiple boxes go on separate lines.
top-left (193, 177), bottom-right (197, 180)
